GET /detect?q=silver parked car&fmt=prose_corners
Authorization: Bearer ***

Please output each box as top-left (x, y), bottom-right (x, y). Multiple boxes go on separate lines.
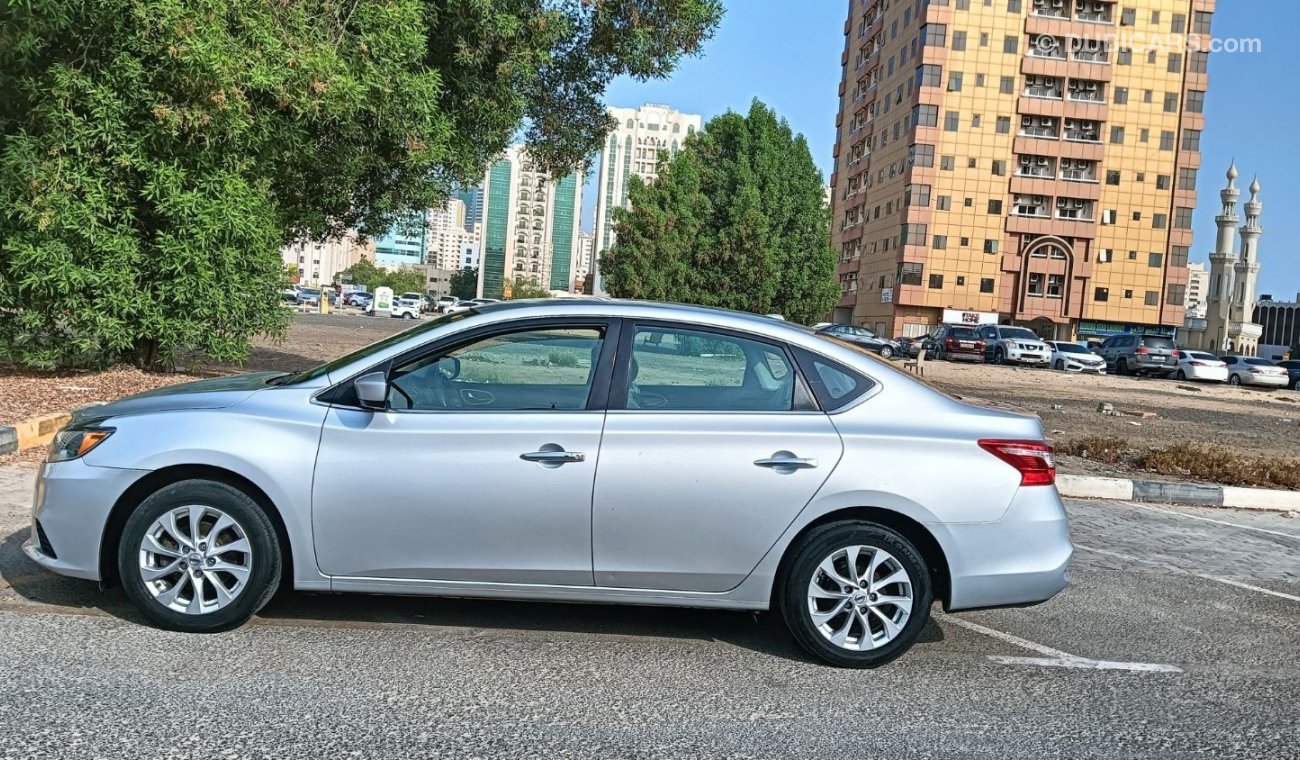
top-left (24, 301), bottom-right (1071, 667)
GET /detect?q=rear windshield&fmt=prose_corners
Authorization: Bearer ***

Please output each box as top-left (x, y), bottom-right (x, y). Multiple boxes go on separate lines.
top-left (1186, 352), bottom-right (1218, 361)
top-left (1245, 358), bottom-right (1275, 366)
top-left (949, 327), bottom-right (980, 339)
top-left (1001, 327), bottom-right (1039, 340)
top-left (1140, 336), bottom-right (1175, 350)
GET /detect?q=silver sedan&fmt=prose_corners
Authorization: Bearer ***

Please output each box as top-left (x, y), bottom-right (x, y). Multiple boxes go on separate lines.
top-left (24, 301), bottom-right (1071, 667)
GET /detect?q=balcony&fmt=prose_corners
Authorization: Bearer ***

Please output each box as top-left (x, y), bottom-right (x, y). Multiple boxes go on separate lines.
top-left (1031, 0), bottom-right (1068, 19)
top-left (1020, 119), bottom-right (1060, 139)
top-left (1064, 120), bottom-right (1101, 142)
top-left (1056, 198), bottom-right (1094, 221)
top-left (1013, 195), bottom-right (1052, 218)
top-left (1025, 85), bottom-right (1063, 100)
top-left (1074, 1), bottom-right (1115, 24)
top-left (1060, 159), bottom-right (1098, 182)
top-left (1072, 43), bottom-right (1110, 64)
top-left (1067, 81), bottom-right (1105, 103)
top-left (1018, 162), bottom-right (1056, 178)
top-left (1029, 36), bottom-right (1067, 60)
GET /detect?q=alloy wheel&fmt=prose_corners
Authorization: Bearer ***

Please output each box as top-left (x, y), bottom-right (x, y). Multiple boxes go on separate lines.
top-left (806, 545), bottom-right (914, 651)
top-left (138, 505), bottom-right (253, 615)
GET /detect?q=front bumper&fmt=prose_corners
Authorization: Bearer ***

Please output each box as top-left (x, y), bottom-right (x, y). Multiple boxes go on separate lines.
top-left (22, 459), bottom-right (147, 582)
top-left (1062, 359), bottom-right (1106, 374)
top-left (1005, 347), bottom-right (1050, 365)
top-left (933, 486), bottom-right (1072, 611)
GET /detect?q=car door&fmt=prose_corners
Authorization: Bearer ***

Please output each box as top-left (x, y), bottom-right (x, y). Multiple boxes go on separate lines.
top-left (311, 318), bottom-right (619, 584)
top-left (590, 322), bottom-right (844, 593)
top-left (978, 325), bottom-right (999, 361)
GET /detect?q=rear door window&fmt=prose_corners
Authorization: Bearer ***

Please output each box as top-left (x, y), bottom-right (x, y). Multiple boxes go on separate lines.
top-left (622, 327), bottom-right (797, 412)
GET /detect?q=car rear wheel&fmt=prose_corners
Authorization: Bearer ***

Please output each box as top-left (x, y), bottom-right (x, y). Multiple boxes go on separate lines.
top-left (119, 480), bottom-right (282, 633)
top-left (879, 346), bottom-right (894, 359)
top-left (1175, 370), bottom-right (1186, 381)
top-left (1229, 374), bottom-right (1241, 386)
top-left (779, 522), bottom-right (932, 668)
top-left (1117, 358), bottom-right (1130, 376)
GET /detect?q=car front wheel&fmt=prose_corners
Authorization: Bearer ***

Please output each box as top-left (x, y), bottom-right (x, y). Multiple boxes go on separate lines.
top-left (779, 522), bottom-right (932, 668)
top-left (879, 346), bottom-right (894, 359)
top-left (119, 480), bottom-right (282, 633)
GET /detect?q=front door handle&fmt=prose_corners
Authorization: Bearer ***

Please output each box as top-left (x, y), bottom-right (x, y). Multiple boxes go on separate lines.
top-left (521, 450), bottom-right (586, 464)
top-left (754, 454), bottom-right (818, 470)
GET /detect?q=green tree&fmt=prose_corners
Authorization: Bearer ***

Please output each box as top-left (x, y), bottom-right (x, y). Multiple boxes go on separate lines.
top-left (385, 269), bottom-right (427, 297)
top-left (505, 277), bottom-right (552, 300)
top-left (450, 267), bottom-right (479, 300)
top-left (602, 100), bottom-right (839, 325)
top-left (337, 260), bottom-right (386, 293)
top-left (0, 0), bottom-right (722, 368)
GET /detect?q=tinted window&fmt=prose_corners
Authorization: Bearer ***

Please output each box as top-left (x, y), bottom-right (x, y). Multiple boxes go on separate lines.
top-left (812, 360), bottom-right (861, 401)
top-left (1055, 343), bottom-right (1090, 354)
top-left (1244, 358), bottom-right (1275, 366)
top-left (390, 327), bottom-right (603, 411)
top-left (1139, 336), bottom-right (1175, 350)
top-left (950, 327), bottom-right (980, 339)
top-left (1000, 327), bottom-right (1039, 340)
top-left (625, 328), bottom-right (795, 411)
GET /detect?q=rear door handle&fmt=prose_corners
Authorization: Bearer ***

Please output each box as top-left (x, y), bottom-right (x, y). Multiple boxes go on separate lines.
top-left (520, 450), bottom-right (586, 464)
top-left (754, 456), bottom-right (818, 470)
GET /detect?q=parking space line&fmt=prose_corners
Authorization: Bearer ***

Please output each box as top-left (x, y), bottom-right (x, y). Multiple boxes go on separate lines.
top-left (1075, 544), bottom-right (1300, 602)
top-left (1120, 502), bottom-right (1300, 540)
top-left (938, 614), bottom-right (1182, 673)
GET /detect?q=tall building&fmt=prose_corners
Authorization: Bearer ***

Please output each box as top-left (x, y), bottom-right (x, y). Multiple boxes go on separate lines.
top-left (373, 209), bottom-right (428, 268)
top-left (829, 0), bottom-right (1213, 342)
top-left (591, 104), bottom-right (703, 294)
top-left (1183, 165), bottom-right (1264, 355)
top-left (282, 232), bottom-right (374, 289)
top-left (575, 232), bottom-right (595, 284)
top-left (1255, 295), bottom-right (1300, 360)
top-left (454, 185), bottom-right (484, 233)
top-left (477, 145), bottom-right (584, 298)
top-left (426, 197), bottom-right (470, 271)
top-left (1185, 261), bottom-right (1207, 319)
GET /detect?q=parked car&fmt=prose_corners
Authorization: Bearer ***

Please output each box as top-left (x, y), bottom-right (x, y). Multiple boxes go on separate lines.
top-left (1220, 356), bottom-right (1289, 388)
top-left (893, 336), bottom-right (924, 359)
top-left (1171, 351), bottom-right (1229, 383)
top-left (470, 298), bottom-right (501, 306)
top-left (445, 301), bottom-right (475, 315)
top-left (346, 292), bottom-right (373, 308)
top-left (1276, 359), bottom-right (1300, 390)
top-left (280, 287), bottom-right (301, 303)
top-left (930, 324), bottom-right (986, 362)
top-left (295, 288), bottom-right (321, 307)
top-left (24, 301), bottom-right (1069, 668)
top-left (816, 324), bottom-right (901, 359)
top-left (435, 296), bottom-right (460, 313)
top-left (1046, 342), bottom-right (1106, 374)
top-left (390, 301), bottom-right (421, 320)
top-left (978, 325), bottom-right (1051, 367)
top-left (1095, 333), bottom-right (1178, 377)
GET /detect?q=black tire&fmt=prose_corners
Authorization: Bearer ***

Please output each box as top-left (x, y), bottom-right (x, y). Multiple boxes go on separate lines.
top-left (1117, 358), bottom-right (1129, 376)
top-left (1054, 359), bottom-right (1065, 371)
top-left (118, 480), bottom-right (282, 633)
top-left (1175, 370), bottom-right (1186, 381)
top-left (1229, 374), bottom-right (1241, 386)
top-left (778, 522), bottom-right (933, 668)
top-left (993, 348), bottom-right (1005, 365)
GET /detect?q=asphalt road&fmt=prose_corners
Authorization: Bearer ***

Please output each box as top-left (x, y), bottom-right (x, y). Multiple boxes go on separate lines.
top-left (0, 464), bottom-right (1296, 759)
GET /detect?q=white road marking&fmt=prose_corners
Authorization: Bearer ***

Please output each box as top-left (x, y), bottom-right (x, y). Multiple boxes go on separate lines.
top-left (939, 614), bottom-right (1182, 673)
top-left (1120, 502), bottom-right (1300, 541)
top-left (1075, 544), bottom-right (1300, 602)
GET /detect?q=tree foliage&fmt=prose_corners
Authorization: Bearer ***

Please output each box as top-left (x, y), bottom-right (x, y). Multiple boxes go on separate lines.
top-left (336, 259), bottom-right (420, 295)
top-left (0, 0), bottom-right (722, 368)
top-left (602, 100), bottom-right (839, 324)
top-left (505, 277), bottom-right (552, 300)
top-left (450, 267), bottom-right (479, 300)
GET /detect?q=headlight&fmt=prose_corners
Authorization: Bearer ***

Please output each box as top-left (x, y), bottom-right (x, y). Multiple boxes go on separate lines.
top-left (47, 426), bottom-right (114, 463)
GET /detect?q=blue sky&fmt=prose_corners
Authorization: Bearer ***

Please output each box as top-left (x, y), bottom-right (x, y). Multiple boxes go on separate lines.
top-left (586, 0), bottom-right (1298, 298)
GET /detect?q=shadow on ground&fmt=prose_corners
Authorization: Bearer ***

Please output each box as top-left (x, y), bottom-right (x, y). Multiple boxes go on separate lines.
top-left (1, 528), bottom-right (944, 664)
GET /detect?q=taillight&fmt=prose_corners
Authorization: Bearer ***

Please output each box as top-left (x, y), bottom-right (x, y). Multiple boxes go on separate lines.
top-left (978, 439), bottom-right (1056, 487)
top-left (975, 340), bottom-right (985, 350)
top-left (1134, 345), bottom-right (1150, 355)
top-left (1190, 361), bottom-right (1207, 366)
top-left (946, 337), bottom-right (957, 348)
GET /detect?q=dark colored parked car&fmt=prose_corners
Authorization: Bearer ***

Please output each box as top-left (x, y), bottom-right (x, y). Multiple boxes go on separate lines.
top-left (1095, 333), bottom-right (1178, 377)
top-left (815, 324), bottom-right (902, 359)
top-left (1277, 359), bottom-right (1300, 390)
top-left (930, 324), bottom-right (986, 362)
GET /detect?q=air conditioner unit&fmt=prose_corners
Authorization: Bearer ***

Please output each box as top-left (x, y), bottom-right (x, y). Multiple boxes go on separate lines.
top-left (1093, 1), bottom-right (1107, 12)
top-left (1052, 0), bottom-right (1065, 7)
top-left (1040, 117), bottom-right (1053, 126)
top-left (1033, 196), bottom-right (1046, 205)
top-left (1086, 82), bottom-right (1099, 91)
top-left (1072, 199), bottom-right (1085, 209)
top-left (1058, 198), bottom-right (1070, 208)
top-left (1038, 157), bottom-right (1051, 166)
top-left (1020, 155), bottom-right (1034, 166)
top-left (1075, 0), bottom-right (1087, 11)
top-left (1022, 115), bottom-right (1034, 126)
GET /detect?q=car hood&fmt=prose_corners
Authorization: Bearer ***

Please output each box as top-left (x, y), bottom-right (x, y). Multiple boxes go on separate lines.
top-left (73, 371), bottom-right (283, 423)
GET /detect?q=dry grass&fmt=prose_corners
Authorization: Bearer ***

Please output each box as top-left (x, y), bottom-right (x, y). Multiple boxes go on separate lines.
top-left (1056, 437), bottom-right (1300, 490)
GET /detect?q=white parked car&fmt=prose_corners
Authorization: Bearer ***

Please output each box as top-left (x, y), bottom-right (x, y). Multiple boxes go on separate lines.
top-left (1221, 356), bottom-right (1289, 388)
top-left (1046, 342), bottom-right (1106, 374)
top-left (390, 302), bottom-right (421, 320)
top-left (1172, 351), bottom-right (1228, 383)
top-left (977, 325), bottom-right (1051, 367)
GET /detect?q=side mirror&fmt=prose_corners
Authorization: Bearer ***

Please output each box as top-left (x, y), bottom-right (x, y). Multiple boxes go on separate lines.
top-left (437, 356), bottom-right (461, 380)
top-left (354, 371), bottom-right (389, 410)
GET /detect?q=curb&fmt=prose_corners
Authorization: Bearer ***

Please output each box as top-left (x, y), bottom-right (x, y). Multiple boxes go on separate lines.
top-left (0, 411), bottom-right (73, 455)
top-left (1057, 473), bottom-right (1300, 512)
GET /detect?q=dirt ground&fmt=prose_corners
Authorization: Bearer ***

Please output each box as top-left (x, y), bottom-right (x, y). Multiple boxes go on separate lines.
top-left (4, 311), bottom-right (1299, 475)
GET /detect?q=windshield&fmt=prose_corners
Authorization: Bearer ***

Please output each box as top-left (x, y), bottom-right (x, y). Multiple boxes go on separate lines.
top-left (1186, 352), bottom-right (1218, 361)
top-left (278, 310), bottom-right (475, 384)
top-left (1001, 327), bottom-right (1040, 340)
top-left (1054, 343), bottom-right (1090, 354)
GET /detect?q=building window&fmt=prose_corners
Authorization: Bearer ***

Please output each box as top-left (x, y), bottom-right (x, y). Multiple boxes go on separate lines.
top-left (1147, 50), bottom-right (1157, 64)
top-left (1193, 11), bottom-right (1213, 35)
top-left (1153, 213), bottom-right (1168, 229)
top-left (1163, 93), bottom-right (1179, 112)
top-left (1174, 207), bottom-right (1194, 229)
top-left (992, 160), bottom-right (1006, 176)
top-left (1047, 275), bottom-right (1064, 298)
top-left (933, 235), bottom-right (948, 250)
top-left (905, 184), bottom-right (932, 207)
top-left (1106, 170), bottom-right (1121, 186)
top-left (902, 223), bottom-right (929, 246)
top-left (1124, 289), bottom-right (1133, 299)
top-left (1149, 252), bottom-right (1164, 268)
top-left (1128, 250), bottom-right (1138, 260)
top-left (1159, 131), bottom-right (1175, 151)
top-left (944, 111), bottom-right (960, 131)
top-left (1145, 291), bottom-right (1160, 306)
top-left (981, 277), bottom-right (996, 293)
top-left (1098, 248), bottom-right (1113, 263)
top-left (898, 262), bottom-right (924, 285)
top-left (1008, 0), bottom-right (1021, 11)
top-left (1117, 48), bottom-right (1132, 65)
top-left (1190, 51), bottom-right (1209, 74)
top-left (936, 195), bottom-right (951, 210)
top-left (1171, 246), bottom-right (1189, 268)
top-left (1168, 53), bottom-right (1183, 73)
top-left (1114, 87), bottom-right (1129, 105)
top-left (928, 273), bottom-right (944, 289)
top-left (923, 24), bottom-right (948, 46)
top-left (1095, 287), bottom-right (1109, 302)
top-left (988, 199), bottom-right (1003, 214)
top-left (913, 104), bottom-right (939, 127)
top-left (910, 144), bottom-right (935, 167)
top-left (1186, 90), bottom-right (1205, 113)
top-left (1172, 13), bottom-right (1187, 33)
top-left (952, 30), bottom-right (967, 51)
top-left (996, 116), bottom-right (1011, 134)
top-left (984, 239), bottom-right (999, 253)
top-left (941, 155), bottom-right (955, 171)
top-left (949, 72), bottom-right (964, 92)
top-left (1120, 7), bottom-right (1136, 25)
top-left (1110, 126), bottom-right (1125, 144)
top-left (1003, 35), bottom-right (1018, 54)
top-left (1027, 273), bottom-right (1045, 296)
top-left (1183, 129), bottom-right (1202, 151)
top-left (1156, 174), bottom-right (1171, 190)
top-left (917, 64), bottom-right (942, 87)
top-left (972, 114), bottom-right (982, 128)
top-left (1000, 76), bottom-right (1014, 94)
top-left (976, 74), bottom-right (986, 87)
top-left (1168, 284), bottom-right (1186, 306)
top-left (1139, 128), bottom-right (1149, 143)
top-left (1179, 167), bottom-right (1198, 191)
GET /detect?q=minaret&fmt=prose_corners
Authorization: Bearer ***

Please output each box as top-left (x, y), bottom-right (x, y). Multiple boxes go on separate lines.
top-left (1204, 163), bottom-right (1240, 352)
top-left (1235, 177), bottom-right (1263, 316)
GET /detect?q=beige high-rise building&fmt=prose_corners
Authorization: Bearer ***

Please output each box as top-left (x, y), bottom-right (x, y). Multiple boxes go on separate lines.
top-left (591, 104), bottom-right (702, 294)
top-left (282, 232), bottom-right (374, 289)
top-left (830, 0), bottom-right (1213, 342)
top-left (425, 197), bottom-right (467, 271)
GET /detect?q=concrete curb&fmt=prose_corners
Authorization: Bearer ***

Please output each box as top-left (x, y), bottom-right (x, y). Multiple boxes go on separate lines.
top-left (1057, 473), bottom-right (1300, 512)
top-left (0, 411), bottom-right (74, 455)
